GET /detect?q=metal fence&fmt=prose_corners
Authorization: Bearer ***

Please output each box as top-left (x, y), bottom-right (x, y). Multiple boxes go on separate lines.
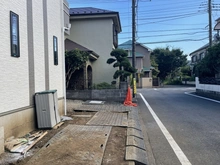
top-left (200, 77), bottom-right (220, 85)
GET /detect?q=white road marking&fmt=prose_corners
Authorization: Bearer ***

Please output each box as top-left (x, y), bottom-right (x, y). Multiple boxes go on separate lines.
top-left (154, 88), bottom-right (158, 90)
top-left (139, 93), bottom-right (192, 165)
top-left (184, 92), bottom-right (220, 104)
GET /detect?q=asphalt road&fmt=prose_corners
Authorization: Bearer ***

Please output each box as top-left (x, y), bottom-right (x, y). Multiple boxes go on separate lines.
top-left (137, 86), bottom-right (220, 165)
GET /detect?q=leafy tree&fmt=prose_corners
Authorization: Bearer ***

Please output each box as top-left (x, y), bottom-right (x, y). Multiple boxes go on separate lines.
top-left (181, 66), bottom-right (191, 81)
top-left (106, 49), bottom-right (136, 82)
top-left (195, 43), bottom-right (220, 78)
top-left (151, 47), bottom-right (187, 81)
top-left (65, 49), bottom-right (89, 88)
top-left (150, 54), bottom-right (160, 78)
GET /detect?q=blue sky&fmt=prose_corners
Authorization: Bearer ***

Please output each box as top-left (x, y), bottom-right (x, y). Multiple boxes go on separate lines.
top-left (68, 0), bottom-right (220, 59)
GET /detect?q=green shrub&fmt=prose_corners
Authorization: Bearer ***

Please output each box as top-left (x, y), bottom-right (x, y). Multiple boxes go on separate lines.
top-left (165, 79), bottom-right (183, 85)
top-left (92, 82), bottom-right (116, 89)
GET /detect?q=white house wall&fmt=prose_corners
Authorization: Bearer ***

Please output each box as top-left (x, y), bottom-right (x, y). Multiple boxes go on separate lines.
top-left (68, 19), bottom-right (117, 84)
top-left (0, 0), bottom-right (29, 113)
top-left (47, 0), bottom-right (64, 97)
top-left (33, 0), bottom-right (45, 93)
top-left (0, 0), bottom-right (65, 150)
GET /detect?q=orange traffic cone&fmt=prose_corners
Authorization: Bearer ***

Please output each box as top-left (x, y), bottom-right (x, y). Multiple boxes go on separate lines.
top-left (124, 86), bottom-right (137, 107)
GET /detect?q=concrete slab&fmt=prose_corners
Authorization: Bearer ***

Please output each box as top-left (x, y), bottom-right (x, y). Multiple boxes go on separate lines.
top-left (0, 127), bottom-right (4, 154)
top-left (127, 128), bottom-right (143, 139)
top-left (128, 119), bottom-right (142, 130)
top-left (76, 102), bottom-right (131, 112)
top-left (83, 100), bottom-right (105, 105)
top-left (26, 125), bottom-right (112, 165)
top-left (72, 115), bottom-right (92, 118)
top-left (126, 136), bottom-right (146, 150)
top-left (126, 146), bottom-right (148, 165)
top-left (87, 111), bottom-right (128, 127)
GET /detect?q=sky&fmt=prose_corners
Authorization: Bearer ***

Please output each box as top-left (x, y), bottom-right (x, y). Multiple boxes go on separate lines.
top-left (68, 0), bottom-right (220, 59)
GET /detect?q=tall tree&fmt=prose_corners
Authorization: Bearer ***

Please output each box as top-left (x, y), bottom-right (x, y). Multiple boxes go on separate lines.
top-left (106, 49), bottom-right (136, 82)
top-left (195, 42), bottom-right (220, 78)
top-left (65, 49), bottom-right (89, 88)
top-left (151, 47), bottom-right (187, 81)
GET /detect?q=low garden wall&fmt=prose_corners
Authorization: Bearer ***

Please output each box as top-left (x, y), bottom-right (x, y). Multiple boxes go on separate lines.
top-left (66, 89), bottom-right (127, 102)
top-left (196, 77), bottom-right (220, 100)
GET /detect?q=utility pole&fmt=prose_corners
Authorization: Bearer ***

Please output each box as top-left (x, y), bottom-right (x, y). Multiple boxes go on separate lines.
top-left (208, 0), bottom-right (212, 47)
top-left (132, 0), bottom-right (136, 98)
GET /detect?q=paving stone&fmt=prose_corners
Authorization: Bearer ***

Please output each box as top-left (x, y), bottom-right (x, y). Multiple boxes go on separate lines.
top-left (76, 102), bottom-right (131, 112)
top-left (126, 136), bottom-right (146, 150)
top-left (127, 128), bottom-right (143, 139)
top-left (126, 146), bottom-right (148, 165)
top-left (26, 125), bottom-right (111, 165)
top-left (87, 111), bottom-right (128, 127)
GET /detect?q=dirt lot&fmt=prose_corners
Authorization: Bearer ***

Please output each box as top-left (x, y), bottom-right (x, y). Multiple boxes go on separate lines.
top-left (0, 100), bottom-right (129, 165)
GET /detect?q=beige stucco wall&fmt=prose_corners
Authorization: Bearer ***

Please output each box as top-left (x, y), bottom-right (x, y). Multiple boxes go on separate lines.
top-left (142, 77), bottom-right (153, 88)
top-left (68, 18), bottom-right (117, 84)
top-left (136, 45), bottom-right (151, 68)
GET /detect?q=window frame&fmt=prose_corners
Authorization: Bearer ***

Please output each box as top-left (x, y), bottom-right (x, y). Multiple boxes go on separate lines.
top-left (10, 11), bottom-right (20, 57)
top-left (53, 36), bottom-right (58, 65)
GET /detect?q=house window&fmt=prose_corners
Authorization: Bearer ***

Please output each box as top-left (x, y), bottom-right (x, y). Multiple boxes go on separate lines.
top-left (53, 36), bottom-right (58, 65)
top-left (10, 11), bottom-right (20, 57)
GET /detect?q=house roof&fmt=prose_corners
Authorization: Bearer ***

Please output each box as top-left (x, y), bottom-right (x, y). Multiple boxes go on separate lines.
top-left (118, 40), bottom-right (152, 51)
top-left (127, 52), bottom-right (144, 57)
top-left (65, 39), bottom-right (99, 60)
top-left (214, 17), bottom-right (220, 30)
top-left (70, 7), bottom-right (116, 15)
top-left (69, 7), bottom-right (122, 32)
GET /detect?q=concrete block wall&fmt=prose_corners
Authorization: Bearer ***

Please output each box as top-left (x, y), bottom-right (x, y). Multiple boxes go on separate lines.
top-left (66, 89), bottom-right (127, 102)
top-left (196, 77), bottom-right (220, 100)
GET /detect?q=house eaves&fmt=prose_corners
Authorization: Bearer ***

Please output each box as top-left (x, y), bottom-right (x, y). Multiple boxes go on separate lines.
top-left (69, 7), bottom-right (122, 33)
top-left (214, 17), bottom-right (220, 30)
top-left (189, 43), bottom-right (209, 56)
top-left (65, 39), bottom-right (99, 60)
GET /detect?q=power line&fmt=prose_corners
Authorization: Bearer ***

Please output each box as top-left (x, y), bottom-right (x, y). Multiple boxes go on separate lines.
top-left (119, 37), bottom-right (209, 44)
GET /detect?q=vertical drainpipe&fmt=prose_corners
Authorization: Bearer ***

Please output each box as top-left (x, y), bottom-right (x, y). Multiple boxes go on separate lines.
top-left (61, 0), bottom-right (67, 115)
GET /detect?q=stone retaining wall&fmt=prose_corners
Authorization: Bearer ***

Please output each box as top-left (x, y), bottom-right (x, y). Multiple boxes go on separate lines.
top-left (66, 89), bottom-right (127, 102)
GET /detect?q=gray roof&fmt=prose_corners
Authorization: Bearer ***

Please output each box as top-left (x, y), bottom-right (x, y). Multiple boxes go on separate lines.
top-left (69, 7), bottom-right (122, 32)
top-left (65, 39), bottom-right (99, 59)
top-left (69, 7), bottom-right (117, 15)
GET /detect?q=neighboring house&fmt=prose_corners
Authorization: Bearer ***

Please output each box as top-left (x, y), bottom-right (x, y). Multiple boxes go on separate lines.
top-left (65, 39), bottom-right (99, 89)
top-left (67, 7), bottom-right (122, 85)
top-left (189, 43), bottom-right (208, 66)
top-left (190, 17), bottom-right (220, 68)
top-left (0, 0), bottom-right (69, 154)
top-left (118, 40), bottom-right (153, 87)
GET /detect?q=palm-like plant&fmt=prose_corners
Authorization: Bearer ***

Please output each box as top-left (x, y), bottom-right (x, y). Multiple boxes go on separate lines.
top-left (107, 49), bottom-right (136, 82)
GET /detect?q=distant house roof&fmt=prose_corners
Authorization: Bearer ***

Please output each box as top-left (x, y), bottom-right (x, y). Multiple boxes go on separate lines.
top-left (65, 39), bottom-right (99, 60)
top-left (69, 7), bottom-right (121, 32)
top-left (189, 43), bottom-right (209, 56)
top-left (214, 17), bottom-right (220, 30)
top-left (118, 40), bottom-right (152, 51)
